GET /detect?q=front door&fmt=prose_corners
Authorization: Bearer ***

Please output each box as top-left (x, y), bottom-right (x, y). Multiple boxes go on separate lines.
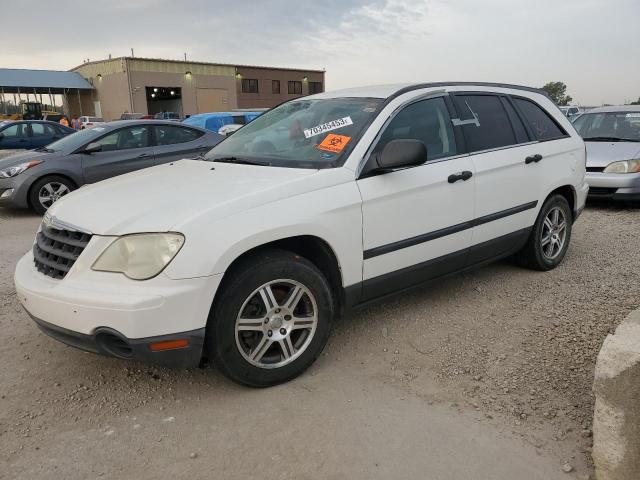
top-left (81, 125), bottom-right (155, 183)
top-left (357, 96), bottom-right (476, 302)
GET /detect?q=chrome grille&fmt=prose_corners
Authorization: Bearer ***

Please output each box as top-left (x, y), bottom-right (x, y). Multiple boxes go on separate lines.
top-left (33, 225), bottom-right (92, 279)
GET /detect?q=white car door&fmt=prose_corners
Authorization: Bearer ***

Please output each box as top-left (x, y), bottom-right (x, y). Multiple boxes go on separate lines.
top-left (356, 95), bottom-right (476, 302)
top-left (450, 93), bottom-right (542, 264)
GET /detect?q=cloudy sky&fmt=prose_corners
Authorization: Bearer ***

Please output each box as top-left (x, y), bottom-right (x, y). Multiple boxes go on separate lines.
top-left (2, 0), bottom-right (638, 105)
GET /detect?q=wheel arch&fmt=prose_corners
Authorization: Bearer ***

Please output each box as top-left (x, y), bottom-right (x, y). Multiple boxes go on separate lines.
top-left (211, 235), bottom-right (347, 320)
top-left (26, 173), bottom-right (79, 209)
top-left (546, 184), bottom-right (577, 219)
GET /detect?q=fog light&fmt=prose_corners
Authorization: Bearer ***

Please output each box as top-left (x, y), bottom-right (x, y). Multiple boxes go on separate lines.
top-left (0, 188), bottom-right (14, 198)
top-left (149, 339), bottom-right (189, 351)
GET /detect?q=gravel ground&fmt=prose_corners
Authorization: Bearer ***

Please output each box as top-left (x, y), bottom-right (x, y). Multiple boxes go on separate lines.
top-left (1, 202), bottom-right (638, 479)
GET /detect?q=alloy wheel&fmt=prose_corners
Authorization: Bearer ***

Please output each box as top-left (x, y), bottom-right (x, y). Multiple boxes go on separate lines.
top-left (541, 206), bottom-right (567, 260)
top-left (235, 279), bottom-right (318, 369)
top-left (38, 182), bottom-right (70, 209)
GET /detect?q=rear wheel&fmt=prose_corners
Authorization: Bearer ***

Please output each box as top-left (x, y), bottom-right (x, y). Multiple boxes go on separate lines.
top-left (516, 194), bottom-right (572, 271)
top-left (207, 249), bottom-right (334, 387)
top-left (28, 175), bottom-right (75, 215)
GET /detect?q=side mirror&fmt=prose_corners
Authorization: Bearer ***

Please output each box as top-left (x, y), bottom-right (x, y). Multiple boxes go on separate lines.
top-left (376, 139), bottom-right (427, 170)
top-left (83, 142), bottom-right (102, 154)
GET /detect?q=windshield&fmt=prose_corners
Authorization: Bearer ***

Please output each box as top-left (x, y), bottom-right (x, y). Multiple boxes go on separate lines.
top-left (574, 112), bottom-right (640, 141)
top-left (43, 127), bottom-right (107, 152)
top-left (204, 97), bottom-right (384, 168)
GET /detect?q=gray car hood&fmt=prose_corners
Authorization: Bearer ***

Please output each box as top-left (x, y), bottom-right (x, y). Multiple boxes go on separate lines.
top-left (586, 141), bottom-right (640, 168)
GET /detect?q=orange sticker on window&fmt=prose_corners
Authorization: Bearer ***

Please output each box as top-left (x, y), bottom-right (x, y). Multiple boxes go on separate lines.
top-left (317, 134), bottom-right (351, 153)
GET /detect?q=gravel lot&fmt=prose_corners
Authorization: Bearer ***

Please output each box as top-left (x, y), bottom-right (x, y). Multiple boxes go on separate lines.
top-left (1, 201), bottom-right (638, 479)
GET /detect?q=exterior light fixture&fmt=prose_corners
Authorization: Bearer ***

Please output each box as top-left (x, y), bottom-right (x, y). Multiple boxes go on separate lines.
top-left (235, 73), bottom-right (242, 79)
top-left (96, 74), bottom-right (102, 80)
top-left (153, 87), bottom-right (158, 92)
top-left (302, 76), bottom-right (308, 82)
top-left (185, 71), bottom-right (192, 77)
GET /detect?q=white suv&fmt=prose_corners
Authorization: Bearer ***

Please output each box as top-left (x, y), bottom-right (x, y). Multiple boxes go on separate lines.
top-left (14, 83), bottom-right (588, 387)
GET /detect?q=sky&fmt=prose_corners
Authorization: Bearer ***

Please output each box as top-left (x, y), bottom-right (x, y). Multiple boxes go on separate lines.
top-left (1, 0), bottom-right (639, 105)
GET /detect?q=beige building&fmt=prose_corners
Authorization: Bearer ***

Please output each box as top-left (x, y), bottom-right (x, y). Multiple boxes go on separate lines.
top-left (70, 57), bottom-right (325, 121)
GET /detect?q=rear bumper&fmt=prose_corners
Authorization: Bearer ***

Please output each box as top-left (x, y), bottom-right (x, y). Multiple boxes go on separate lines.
top-left (28, 312), bottom-right (205, 367)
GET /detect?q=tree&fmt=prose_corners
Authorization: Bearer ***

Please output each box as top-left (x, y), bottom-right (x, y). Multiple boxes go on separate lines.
top-left (630, 97), bottom-right (640, 105)
top-left (540, 82), bottom-right (573, 106)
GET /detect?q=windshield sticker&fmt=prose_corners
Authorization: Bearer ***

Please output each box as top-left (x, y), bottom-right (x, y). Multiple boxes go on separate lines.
top-left (626, 113), bottom-right (640, 118)
top-left (317, 134), bottom-right (351, 153)
top-left (304, 116), bottom-right (353, 139)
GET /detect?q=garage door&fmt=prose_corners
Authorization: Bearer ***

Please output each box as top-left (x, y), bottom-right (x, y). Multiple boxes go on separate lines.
top-left (195, 88), bottom-right (229, 113)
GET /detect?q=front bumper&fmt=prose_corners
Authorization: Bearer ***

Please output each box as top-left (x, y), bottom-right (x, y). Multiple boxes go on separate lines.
top-left (29, 313), bottom-right (205, 367)
top-left (15, 251), bottom-right (222, 367)
top-left (0, 174), bottom-right (30, 208)
top-left (586, 171), bottom-right (640, 200)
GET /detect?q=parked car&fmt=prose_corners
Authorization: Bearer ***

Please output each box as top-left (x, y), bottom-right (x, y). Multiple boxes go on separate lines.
top-left (154, 112), bottom-right (181, 121)
top-left (79, 116), bottom-right (105, 129)
top-left (183, 111), bottom-right (263, 135)
top-left (0, 120), bottom-right (223, 214)
top-left (13, 83), bottom-right (587, 387)
top-left (573, 106), bottom-right (640, 200)
top-left (559, 106), bottom-right (585, 118)
top-left (0, 120), bottom-right (75, 150)
top-left (120, 113), bottom-right (145, 120)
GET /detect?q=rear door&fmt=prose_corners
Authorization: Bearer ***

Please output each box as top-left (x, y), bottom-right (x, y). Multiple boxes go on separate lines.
top-left (152, 124), bottom-right (210, 164)
top-left (0, 123), bottom-right (30, 149)
top-left (81, 125), bottom-right (155, 183)
top-left (451, 93), bottom-right (540, 264)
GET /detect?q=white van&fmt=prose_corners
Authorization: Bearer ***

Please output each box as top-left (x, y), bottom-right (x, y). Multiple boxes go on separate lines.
top-left (15, 82), bottom-right (588, 386)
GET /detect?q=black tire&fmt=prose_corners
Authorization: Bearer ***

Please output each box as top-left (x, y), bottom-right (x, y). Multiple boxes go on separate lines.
top-left (516, 194), bottom-right (573, 271)
top-left (28, 175), bottom-right (75, 215)
top-left (207, 249), bottom-right (334, 387)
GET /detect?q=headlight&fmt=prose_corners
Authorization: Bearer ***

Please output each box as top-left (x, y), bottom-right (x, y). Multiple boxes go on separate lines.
top-left (92, 233), bottom-right (185, 280)
top-left (603, 159), bottom-right (640, 174)
top-left (0, 160), bottom-right (42, 178)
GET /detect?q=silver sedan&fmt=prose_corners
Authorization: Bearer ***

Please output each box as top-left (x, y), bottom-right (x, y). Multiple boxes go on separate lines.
top-left (573, 106), bottom-right (640, 200)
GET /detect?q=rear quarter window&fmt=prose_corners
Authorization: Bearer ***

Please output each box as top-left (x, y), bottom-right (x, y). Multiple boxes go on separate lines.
top-left (512, 98), bottom-right (567, 141)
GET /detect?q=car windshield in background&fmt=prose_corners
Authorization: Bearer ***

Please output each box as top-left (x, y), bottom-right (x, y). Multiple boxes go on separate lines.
top-left (43, 126), bottom-right (106, 152)
top-left (573, 112), bottom-right (640, 142)
top-left (204, 97), bottom-right (384, 168)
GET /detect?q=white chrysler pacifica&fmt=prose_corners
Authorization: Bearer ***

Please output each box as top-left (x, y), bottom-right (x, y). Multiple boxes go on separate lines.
top-left (15, 83), bottom-right (588, 386)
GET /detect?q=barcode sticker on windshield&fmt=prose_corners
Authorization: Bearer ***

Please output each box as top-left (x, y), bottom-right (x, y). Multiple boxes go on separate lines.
top-left (304, 116), bottom-right (353, 139)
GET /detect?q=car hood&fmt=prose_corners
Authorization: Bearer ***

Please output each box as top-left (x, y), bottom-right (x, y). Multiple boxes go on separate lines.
top-left (47, 159), bottom-right (327, 235)
top-left (585, 141), bottom-right (640, 168)
top-left (0, 149), bottom-right (54, 169)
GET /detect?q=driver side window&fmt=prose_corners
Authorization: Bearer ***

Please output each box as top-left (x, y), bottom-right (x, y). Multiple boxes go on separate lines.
top-left (373, 97), bottom-right (457, 161)
top-left (95, 126), bottom-right (150, 151)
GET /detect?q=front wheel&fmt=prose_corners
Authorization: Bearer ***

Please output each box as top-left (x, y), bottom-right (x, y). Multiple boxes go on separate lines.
top-left (28, 175), bottom-right (75, 215)
top-left (516, 194), bottom-right (573, 271)
top-left (207, 249), bottom-right (334, 387)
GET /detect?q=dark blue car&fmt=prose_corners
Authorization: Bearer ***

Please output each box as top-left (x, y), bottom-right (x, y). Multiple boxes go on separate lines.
top-left (0, 120), bottom-right (75, 150)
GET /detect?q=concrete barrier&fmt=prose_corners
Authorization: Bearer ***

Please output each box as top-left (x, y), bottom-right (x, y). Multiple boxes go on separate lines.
top-left (592, 308), bottom-right (640, 480)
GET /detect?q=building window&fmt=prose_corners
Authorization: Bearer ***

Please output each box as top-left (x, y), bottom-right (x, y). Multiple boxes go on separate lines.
top-left (309, 81), bottom-right (323, 94)
top-left (241, 78), bottom-right (259, 93)
top-left (288, 81), bottom-right (303, 95)
top-left (272, 80), bottom-right (280, 94)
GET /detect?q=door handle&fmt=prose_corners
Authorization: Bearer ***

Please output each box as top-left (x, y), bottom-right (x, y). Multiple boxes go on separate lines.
top-left (136, 153), bottom-right (150, 158)
top-left (525, 154), bottom-right (542, 164)
top-left (448, 171), bottom-right (473, 183)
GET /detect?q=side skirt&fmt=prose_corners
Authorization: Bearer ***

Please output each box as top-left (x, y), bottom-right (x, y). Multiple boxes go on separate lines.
top-left (345, 227), bottom-right (531, 309)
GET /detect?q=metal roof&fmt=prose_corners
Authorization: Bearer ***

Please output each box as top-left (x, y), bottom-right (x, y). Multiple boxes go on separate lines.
top-left (0, 69), bottom-right (93, 93)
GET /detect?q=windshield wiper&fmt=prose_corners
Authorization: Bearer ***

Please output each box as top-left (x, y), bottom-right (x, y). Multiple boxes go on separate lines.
top-left (34, 147), bottom-right (54, 152)
top-left (583, 136), bottom-right (640, 142)
top-left (212, 156), bottom-right (270, 166)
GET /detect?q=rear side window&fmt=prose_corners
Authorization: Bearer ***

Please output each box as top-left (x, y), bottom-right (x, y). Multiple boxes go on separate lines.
top-left (154, 125), bottom-right (203, 146)
top-left (452, 95), bottom-right (517, 152)
top-left (512, 98), bottom-right (566, 141)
